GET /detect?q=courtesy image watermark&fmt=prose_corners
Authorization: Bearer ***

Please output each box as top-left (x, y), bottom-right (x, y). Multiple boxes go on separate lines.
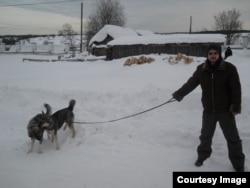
top-left (173, 172), bottom-right (250, 188)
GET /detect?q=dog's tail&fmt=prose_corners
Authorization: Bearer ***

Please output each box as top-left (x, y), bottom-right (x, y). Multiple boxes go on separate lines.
top-left (44, 103), bottom-right (52, 115)
top-left (68, 99), bottom-right (76, 111)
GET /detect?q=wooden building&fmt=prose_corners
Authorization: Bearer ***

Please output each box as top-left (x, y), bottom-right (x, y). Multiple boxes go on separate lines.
top-left (89, 25), bottom-right (226, 60)
top-left (106, 43), bottom-right (224, 60)
top-left (89, 25), bottom-right (138, 57)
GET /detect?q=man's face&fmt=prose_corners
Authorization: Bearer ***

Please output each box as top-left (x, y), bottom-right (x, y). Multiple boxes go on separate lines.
top-left (208, 50), bottom-right (219, 65)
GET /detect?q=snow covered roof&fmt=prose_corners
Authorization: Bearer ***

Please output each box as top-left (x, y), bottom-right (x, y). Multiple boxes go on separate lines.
top-left (90, 25), bottom-right (226, 47)
top-left (136, 30), bottom-right (155, 36)
top-left (89, 25), bottom-right (138, 46)
top-left (108, 34), bottom-right (226, 46)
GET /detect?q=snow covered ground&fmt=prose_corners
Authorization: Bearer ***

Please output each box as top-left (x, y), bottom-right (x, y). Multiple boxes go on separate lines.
top-left (0, 50), bottom-right (249, 188)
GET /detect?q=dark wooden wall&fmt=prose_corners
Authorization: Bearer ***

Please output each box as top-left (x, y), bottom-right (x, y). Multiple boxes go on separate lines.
top-left (92, 43), bottom-right (224, 60)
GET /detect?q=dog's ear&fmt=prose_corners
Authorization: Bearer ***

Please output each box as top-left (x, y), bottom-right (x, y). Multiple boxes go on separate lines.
top-left (42, 111), bottom-right (45, 116)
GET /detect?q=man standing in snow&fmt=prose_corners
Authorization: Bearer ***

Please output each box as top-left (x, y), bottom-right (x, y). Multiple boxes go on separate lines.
top-left (172, 44), bottom-right (245, 172)
top-left (224, 46), bottom-right (233, 60)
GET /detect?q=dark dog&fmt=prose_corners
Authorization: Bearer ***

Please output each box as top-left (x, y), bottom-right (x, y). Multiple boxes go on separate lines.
top-left (27, 103), bottom-right (52, 153)
top-left (44, 99), bottom-right (76, 150)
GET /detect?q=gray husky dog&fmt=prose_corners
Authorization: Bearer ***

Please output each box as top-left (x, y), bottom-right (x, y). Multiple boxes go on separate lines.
top-left (27, 103), bottom-right (52, 153)
top-left (44, 99), bottom-right (76, 150)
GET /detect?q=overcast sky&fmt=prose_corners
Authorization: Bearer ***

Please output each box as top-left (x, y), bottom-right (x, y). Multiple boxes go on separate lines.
top-left (0, 0), bottom-right (250, 35)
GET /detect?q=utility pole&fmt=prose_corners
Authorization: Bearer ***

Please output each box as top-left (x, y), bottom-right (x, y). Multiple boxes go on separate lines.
top-left (80, 2), bottom-right (83, 53)
top-left (189, 16), bottom-right (192, 34)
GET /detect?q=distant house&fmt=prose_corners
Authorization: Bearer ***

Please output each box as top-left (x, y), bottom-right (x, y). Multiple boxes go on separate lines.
top-left (89, 25), bottom-right (226, 60)
top-left (89, 25), bottom-right (138, 56)
top-left (231, 33), bottom-right (250, 49)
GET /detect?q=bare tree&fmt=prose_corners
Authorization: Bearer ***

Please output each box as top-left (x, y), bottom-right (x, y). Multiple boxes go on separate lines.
top-left (85, 0), bottom-right (126, 46)
top-left (58, 23), bottom-right (77, 47)
top-left (214, 8), bottom-right (243, 45)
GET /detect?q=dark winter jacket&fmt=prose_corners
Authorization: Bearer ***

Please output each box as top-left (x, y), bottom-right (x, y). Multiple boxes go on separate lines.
top-left (172, 59), bottom-right (241, 113)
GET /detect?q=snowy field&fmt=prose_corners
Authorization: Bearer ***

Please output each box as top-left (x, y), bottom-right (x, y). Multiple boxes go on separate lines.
top-left (0, 50), bottom-right (249, 188)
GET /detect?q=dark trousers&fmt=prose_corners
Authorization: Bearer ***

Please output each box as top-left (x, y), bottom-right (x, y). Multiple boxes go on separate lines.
top-left (197, 112), bottom-right (245, 169)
